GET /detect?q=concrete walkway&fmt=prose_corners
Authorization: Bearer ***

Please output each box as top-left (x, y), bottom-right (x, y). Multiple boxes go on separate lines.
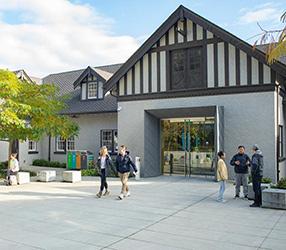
top-left (0, 176), bottom-right (285, 250)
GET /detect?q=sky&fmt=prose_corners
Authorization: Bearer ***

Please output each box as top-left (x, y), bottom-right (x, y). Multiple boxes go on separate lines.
top-left (0, 0), bottom-right (285, 77)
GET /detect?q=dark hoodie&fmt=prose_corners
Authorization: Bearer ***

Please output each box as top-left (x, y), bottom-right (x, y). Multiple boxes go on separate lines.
top-left (251, 150), bottom-right (263, 177)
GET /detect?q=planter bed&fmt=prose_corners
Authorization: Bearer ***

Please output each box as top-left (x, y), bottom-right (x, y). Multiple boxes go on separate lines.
top-left (262, 188), bottom-right (286, 210)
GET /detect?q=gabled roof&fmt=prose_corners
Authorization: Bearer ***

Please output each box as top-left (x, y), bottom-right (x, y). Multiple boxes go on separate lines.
top-left (73, 66), bottom-right (113, 89)
top-left (13, 69), bottom-right (34, 84)
top-left (42, 63), bottom-right (122, 96)
top-left (60, 89), bottom-right (117, 115)
top-left (42, 63), bottom-right (122, 115)
top-left (104, 5), bottom-right (286, 93)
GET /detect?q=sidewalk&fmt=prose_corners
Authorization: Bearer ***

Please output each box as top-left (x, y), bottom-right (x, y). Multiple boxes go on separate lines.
top-left (0, 176), bottom-right (285, 250)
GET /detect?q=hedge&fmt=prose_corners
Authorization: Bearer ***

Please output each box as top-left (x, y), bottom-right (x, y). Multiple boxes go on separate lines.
top-left (32, 159), bottom-right (66, 168)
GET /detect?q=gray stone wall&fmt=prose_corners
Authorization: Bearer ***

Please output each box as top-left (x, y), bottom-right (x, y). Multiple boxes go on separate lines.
top-left (118, 91), bottom-right (278, 180)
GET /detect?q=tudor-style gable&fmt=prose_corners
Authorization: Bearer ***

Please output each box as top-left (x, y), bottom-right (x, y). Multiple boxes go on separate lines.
top-left (105, 5), bottom-right (286, 100)
top-left (73, 66), bottom-right (112, 101)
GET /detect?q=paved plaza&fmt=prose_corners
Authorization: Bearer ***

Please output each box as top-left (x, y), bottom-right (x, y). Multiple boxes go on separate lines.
top-left (0, 176), bottom-right (285, 250)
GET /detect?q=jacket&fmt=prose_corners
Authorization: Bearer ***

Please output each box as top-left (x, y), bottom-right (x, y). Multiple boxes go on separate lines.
top-left (230, 153), bottom-right (250, 174)
top-left (251, 150), bottom-right (263, 177)
top-left (217, 159), bottom-right (228, 181)
top-left (116, 153), bottom-right (137, 174)
top-left (96, 155), bottom-right (113, 175)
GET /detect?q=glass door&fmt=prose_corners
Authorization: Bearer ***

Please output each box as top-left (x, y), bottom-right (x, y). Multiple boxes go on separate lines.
top-left (162, 117), bottom-right (215, 176)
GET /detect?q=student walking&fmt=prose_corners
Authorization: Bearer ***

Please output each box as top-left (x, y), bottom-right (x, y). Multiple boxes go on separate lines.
top-left (96, 146), bottom-right (113, 198)
top-left (250, 144), bottom-right (264, 207)
top-left (6, 153), bottom-right (19, 185)
top-left (115, 145), bottom-right (137, 200)
top-left (230, 146), bottom-right (251, 199)
top-left (217, 151), bottom-right (228, 202)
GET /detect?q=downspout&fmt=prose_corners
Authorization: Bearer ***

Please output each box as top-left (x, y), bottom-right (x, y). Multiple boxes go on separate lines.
top-left (276, 84), bottom-right (280, 182)
top-left (48, 135), bottom-right (51, 162)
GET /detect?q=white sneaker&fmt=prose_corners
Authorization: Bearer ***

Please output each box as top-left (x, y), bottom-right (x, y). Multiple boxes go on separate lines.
top-left (125, 192), bottom-right (131, 197)
top-left (118, 193), bottom-right (124, 200)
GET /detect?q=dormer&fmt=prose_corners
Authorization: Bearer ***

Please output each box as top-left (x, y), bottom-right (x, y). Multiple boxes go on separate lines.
top-left (73, 66), bottom-right (112, 101)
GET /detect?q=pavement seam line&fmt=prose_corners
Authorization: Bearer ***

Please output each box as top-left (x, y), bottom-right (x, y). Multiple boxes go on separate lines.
top-left (257, 211), bottom-right (285, 249)
top-left (101, 184), bottom-right (219, 250)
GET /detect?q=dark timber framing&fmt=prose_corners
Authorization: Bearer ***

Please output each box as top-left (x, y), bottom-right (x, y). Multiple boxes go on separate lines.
top-left (117, 84), bottom-right (276, 102)
top-left (132, 66), bottom-right (135, 94)
top-left (235, 48), bottom-right (241, 86)
top-left (203, 29), bottom-right (208, 87)
top-left (148, 52), bottom-right (152, 92)
top-left (183, 18), bottom-right (187, 43)
top-left (140, 58), bottom-right (143, 93)
top-left (104, 5), bottom-right (286, 94)
top-left (124, 74), bottom-right (127, 95)
top-left (259, 62), bottom-right (264, 85)
top-left (271, 69), bottom-right (276, 84)
top-left (193, 22), bottom-right (197, 41)
top-left (214, 42), bottom-right (218, 87)
top-left (224, 42), bottom-right (229, 86)
top-left (150, 37), bottom-right (221, 53)
top-left (247, 55), bottom-right (252, 85)
top-left (174, 22), bottom-right (178, 44)
top-left (157, 42), bottom-right (161, 92)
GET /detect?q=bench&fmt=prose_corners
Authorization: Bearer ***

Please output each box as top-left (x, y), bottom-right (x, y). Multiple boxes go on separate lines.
top-left (17, 172), bottom-right (30, 184)
top-left (63, 171), bottom-right (81, 183)
top-left (38, 170), bottom-right (56, 182)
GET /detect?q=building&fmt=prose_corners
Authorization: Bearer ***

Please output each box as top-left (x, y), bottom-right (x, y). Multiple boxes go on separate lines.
top-left (1, 5), bottom-right (285, 182)
top-left (103, 5), bottom-right (286, 181)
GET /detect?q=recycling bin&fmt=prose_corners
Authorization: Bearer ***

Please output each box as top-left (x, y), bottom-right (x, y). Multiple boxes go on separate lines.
top-left (67, 150), bottom-right (94, 170)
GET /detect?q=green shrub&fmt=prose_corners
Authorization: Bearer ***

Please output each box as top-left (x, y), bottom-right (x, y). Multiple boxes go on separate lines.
top-left (82, 168), bottom-right (99, 176)
top-left (261, 177), bottom-right (272, 184)
top-left (276, 178), bottom-right (286, 189)
top-left (32, 159), bottom-right (66, 168)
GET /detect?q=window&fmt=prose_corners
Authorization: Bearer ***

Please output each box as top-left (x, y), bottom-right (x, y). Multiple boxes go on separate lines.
top-left (56, 136), bottom-right (75, 152)
top-left (67, 136), bottom-right (75, 151)
top-left (88, 82), bottom-right (98, 99)
top-left (56, 136), bottom-right (66, 152)
top-left (28, 140), bottom-right (37, 152)
top-left (279, 125), bottom-right (284, 159)
top-left (101, 130), bottom-right (118, 154)
top-left (171, 46), bottom-right (203, 90)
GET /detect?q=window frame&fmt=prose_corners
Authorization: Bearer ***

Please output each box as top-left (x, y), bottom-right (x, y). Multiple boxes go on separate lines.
top-left (28, 140), bottom-right (37, 153)
top-left (100, 129), bottom-right (118, 154)
top-left (87, 80), bottom-right (99, 99)
top-left (170, 46), bottom-right (205, 91)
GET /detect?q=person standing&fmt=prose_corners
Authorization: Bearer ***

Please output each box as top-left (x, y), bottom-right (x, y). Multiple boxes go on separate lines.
top-left (96, 146), bottom-right (113, 198)
top-left (115, 145), bottom-right (137, 200)
top-left (230, 146), bottom-right (251, 198)
top-left (250, 144), bottom-right (264, 207)
top-left (217, 151), bottom-right (228, 202)
top-left (6, 153), bottom-right (19, 185)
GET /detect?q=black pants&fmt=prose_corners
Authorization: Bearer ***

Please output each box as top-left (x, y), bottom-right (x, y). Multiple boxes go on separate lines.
top-left (100, 168), bottom-right (108, 192)
top-left (252, 174), bottom-right (262, 205)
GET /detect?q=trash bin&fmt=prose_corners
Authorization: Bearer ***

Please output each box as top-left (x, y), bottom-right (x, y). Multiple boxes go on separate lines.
top-left (67, 150), bottom-right (94, 170)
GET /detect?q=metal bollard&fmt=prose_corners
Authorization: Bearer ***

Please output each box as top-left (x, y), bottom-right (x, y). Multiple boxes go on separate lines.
top-left (135, 156), bottom-right (140, 180)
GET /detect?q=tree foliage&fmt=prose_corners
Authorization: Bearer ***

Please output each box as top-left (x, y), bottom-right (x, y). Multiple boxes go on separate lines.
top-left (0, 69), bottom-right (79, 143)
top-left (255, 12), bottom-right (286, 64)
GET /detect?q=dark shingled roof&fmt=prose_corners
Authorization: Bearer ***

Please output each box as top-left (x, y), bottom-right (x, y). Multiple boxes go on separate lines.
top-left (61, 89), bottom-right (118, 115)
top-left (42, 63), bottom-right (122, 115)
top-left (256, 44), bottom-right (286, 65)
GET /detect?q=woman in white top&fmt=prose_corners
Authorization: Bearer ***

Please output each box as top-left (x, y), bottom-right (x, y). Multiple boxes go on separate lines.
top-left (6, 153), bottom-right (19, 185)
top-left (96, 146), bottom-right (113, 198)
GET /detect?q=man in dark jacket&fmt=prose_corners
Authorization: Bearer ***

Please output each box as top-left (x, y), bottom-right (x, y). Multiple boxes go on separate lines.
top-left (250, 144), bottom-right (264, 207)
top-left (116, 145), bottom-right (137, 200)
top-left (230, 146), bottom-right (251, 198)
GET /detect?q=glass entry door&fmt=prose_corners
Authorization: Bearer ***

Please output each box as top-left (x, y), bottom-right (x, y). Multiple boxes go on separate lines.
top-left (162, 117), bottom-right (215, 176)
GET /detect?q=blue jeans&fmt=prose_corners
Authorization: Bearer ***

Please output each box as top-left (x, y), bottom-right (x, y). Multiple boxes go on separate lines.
top-left (218, 180), bottom-right (226, 201)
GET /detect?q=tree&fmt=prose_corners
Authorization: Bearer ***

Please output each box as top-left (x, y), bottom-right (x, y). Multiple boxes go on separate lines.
top-left (255, 12), bottom-right (286, 64)
top-left (0, 69), bottom-right (79, 158)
